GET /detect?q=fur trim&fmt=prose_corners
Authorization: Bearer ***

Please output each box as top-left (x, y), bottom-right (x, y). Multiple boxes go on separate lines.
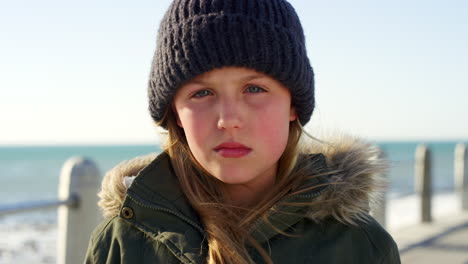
top-left (97, 153), bottom-right (158, 218)
top-left (96, 135), bottom-right (388, 225)
top-left (304, 134), bottom-right (388, 225)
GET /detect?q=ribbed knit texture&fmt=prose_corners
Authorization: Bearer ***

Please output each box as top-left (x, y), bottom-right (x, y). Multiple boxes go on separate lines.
top-left (148, 0), bottom-right (315, 128)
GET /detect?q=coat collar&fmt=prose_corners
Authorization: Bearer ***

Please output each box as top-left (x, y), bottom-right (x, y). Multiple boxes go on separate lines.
top-left (125, 152), bottom-right (201, 228)
top-left (97, 135), bottom-right (388, 243)
top-left (249, 153), bottom-right (330, 243)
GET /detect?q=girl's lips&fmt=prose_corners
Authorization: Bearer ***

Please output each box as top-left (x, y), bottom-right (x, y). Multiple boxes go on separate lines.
top-left (215, 148), bottom-right (252, 158)
top-left (214, 142), bottom-right (252, 158)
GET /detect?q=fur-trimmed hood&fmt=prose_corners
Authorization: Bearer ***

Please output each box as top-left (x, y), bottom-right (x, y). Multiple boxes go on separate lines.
top-left (97, 135), bottom-right (388, 226)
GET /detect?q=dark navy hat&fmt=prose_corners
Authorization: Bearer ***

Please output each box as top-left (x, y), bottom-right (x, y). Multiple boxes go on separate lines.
top-left (148, 0), bottom-right (315, 128)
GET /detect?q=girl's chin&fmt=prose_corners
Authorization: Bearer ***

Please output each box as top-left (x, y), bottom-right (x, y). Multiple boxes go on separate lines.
top-left (215, 176), bottom-right (255, 185)
top-left (210, 171), bottom-right (257, 185)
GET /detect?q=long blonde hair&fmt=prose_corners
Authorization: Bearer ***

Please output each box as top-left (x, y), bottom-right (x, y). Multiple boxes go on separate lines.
top-left (160, 106), bottom-right (315, 264)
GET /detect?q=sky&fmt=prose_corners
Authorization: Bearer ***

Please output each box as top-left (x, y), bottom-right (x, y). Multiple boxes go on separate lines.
top-left (0, 0), bottom-right (467, 145)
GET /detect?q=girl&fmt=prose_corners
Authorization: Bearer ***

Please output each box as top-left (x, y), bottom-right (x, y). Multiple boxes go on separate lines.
top-left (85, 0), bottom-right (400, 263)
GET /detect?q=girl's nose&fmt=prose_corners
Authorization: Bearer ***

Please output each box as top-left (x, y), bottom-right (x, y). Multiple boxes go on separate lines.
top-left (217, 100), bottom-right (243, 130)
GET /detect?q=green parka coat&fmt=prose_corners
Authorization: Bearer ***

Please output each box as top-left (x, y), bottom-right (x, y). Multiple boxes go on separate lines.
top-left (85, 137), bottom-right (400, 263)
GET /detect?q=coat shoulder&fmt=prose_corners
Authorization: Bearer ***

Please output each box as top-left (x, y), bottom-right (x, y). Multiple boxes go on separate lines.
top-left (317, 216), bottom-right (400, 264)
top-left (357, 217), bottom-right (401, 264)
top-left (319, 216), bottom-right (400, 264)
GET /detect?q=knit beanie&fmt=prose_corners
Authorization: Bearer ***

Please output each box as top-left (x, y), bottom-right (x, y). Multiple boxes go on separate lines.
top-left (148, 0), bottom-right (315, 128)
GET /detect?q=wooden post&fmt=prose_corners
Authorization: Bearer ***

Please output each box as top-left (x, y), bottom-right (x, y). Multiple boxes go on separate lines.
top-left (455, 143), bottom-right (468, 211)
top-left (57, 157), bottom-right (101, 264)
top-left (372, 186), bottom-right (387, 228)
top-left (371, 150), bottom-right (387, 228)
top-left (415, 144), bottom-right (432, 223)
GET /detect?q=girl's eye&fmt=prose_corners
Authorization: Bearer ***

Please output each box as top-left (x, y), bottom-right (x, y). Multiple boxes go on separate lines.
top-left (245, 85), bottom-right (266, 94)
top-left (192, 89), bottom-right (212, 98)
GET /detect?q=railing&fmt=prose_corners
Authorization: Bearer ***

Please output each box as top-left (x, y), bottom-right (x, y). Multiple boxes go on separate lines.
top-left (0, 195), bottom-right (79, 216)
top-left (372, 143), bottom-right (468, 226)
top-left (0, 157), bottom-right (101, 264)
top-left (1, 143), bottom-right (467, 263)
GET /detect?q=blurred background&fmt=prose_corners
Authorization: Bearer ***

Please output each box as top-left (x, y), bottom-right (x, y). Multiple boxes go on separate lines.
top-left (1, 0), bottom-right (467, 263)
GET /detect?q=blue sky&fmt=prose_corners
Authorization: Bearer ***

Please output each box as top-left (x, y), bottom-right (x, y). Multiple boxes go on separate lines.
top-left (1, 0), bottom-right (467, 145)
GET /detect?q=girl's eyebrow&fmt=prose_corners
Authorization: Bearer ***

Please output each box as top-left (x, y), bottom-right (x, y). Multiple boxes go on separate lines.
top-left (188, 74), bottom-right (266, 85)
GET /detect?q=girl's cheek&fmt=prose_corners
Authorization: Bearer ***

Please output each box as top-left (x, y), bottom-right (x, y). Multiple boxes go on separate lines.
top-left (177, 101), bottom-right (215, 122)
top-left (179, 107), bottom-right (214, 131)
top-left (251, 99), bottom-right (290, 116)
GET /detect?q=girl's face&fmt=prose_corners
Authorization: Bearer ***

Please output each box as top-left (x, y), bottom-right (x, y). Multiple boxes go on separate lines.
top-left (174, 67), bottom-right (296, 195)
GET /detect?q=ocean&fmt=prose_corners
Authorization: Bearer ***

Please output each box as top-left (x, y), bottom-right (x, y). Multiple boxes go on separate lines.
top-left (378, 141), bottom-right (462, 196)
top-left (0, 141), bottom-right (466, 263)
